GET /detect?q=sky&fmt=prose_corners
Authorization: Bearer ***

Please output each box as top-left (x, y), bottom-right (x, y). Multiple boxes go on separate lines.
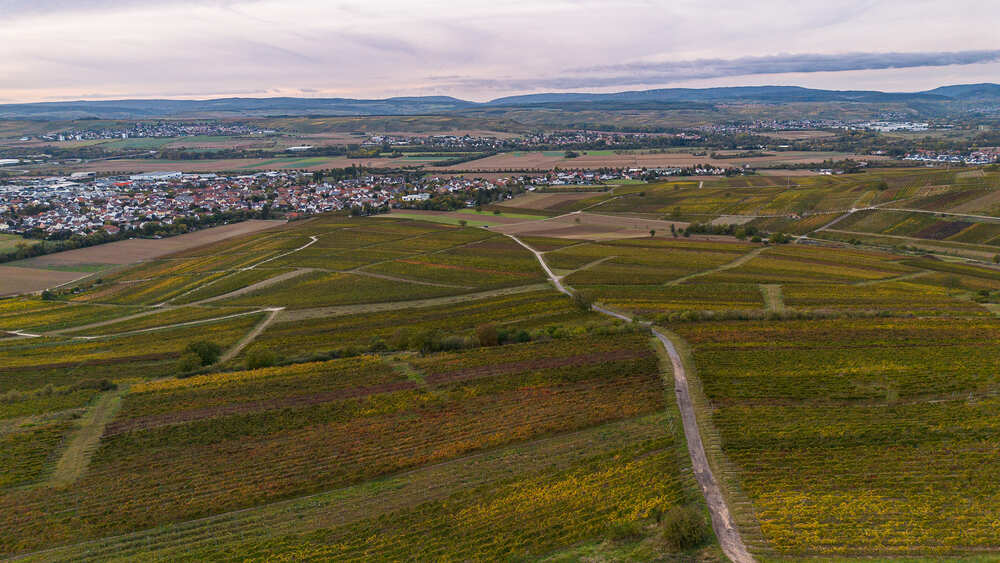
top-left (2, 0), bottom-right (999, 103)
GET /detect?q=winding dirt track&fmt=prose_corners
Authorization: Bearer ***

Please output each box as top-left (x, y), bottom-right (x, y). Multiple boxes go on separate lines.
top-left (509, 234), bottom-right (754, 563)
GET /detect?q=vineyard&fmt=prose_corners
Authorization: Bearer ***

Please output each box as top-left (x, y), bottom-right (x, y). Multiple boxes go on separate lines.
top-left (0, 213), bottom-right (719, 561)
top-left (673, 316), bottom-right (1000, 557)
top-left (3, 186), bottom-right (1000, 561)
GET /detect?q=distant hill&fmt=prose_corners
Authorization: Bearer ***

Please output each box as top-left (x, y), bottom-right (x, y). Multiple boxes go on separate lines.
top-left (1, 84), bottom-right (997, 119)
top-left (921, 83), bottom-right (1000, 100)
top-left (0, 96), bottom-right (476, 120)
top-left (488, 85), bottom-right (954, 105)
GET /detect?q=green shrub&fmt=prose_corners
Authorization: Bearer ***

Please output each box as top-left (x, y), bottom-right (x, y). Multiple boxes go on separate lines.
top-left (177, 351), bottom-right (204, 373)
top-left (245, 347), bottom-right (278, 369)
top-left (185, 340), bottom-right (222, 366)
top-left (659, 506), bottom-right (708, 550)
top-left (476, 324), bottom-right (499, 347)
top-left (572, 292), bottom-right (592, 312)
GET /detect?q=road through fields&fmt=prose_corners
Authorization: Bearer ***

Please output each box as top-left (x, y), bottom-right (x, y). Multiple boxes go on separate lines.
top-left (509, 234), bottom-right (754, 563)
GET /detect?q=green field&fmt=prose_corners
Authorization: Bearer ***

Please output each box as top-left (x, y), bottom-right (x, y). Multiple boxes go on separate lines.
top-left (0, 233), bottom-right (38, 254)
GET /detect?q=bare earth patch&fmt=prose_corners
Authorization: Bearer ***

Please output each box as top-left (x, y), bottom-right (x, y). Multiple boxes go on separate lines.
top-left (503, 192), bottom-right (599, 211)
top-left (18, 221), bottom-right (283, 268)
top-left (0, 265), bottom-right (87, 296)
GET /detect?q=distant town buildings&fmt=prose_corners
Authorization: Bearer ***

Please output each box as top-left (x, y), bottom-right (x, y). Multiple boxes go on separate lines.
top-left (0, 165), bottom-right (696, 238)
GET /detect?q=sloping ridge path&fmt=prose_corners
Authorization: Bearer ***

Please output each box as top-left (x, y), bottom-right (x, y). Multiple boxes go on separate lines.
top-left (508, 234), bottom-right (754, 563)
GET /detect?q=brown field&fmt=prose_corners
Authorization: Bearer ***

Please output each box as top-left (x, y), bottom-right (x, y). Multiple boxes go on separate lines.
top-left (434, 151), bottom-right (885, 171)
top-left (15, 220), bottom-right (283, 268)
top-left (503, 192), bottom-right (600, 210)
top-left (492, 212), bottom-right (689, 240)
top-left (0, 265), bottom-right (88, 297)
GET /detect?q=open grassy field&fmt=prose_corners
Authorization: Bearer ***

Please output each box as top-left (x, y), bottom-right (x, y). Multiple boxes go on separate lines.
top-left (0, 233), bottom-right (38, 253)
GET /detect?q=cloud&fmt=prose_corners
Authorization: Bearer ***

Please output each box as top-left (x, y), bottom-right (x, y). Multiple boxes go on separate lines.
top-left (579, 50), bottom-right (1000, 76)
top-left (3, 0), bottom-right (238, 18)
top-left (432, 50), bottom-right (1000, 93)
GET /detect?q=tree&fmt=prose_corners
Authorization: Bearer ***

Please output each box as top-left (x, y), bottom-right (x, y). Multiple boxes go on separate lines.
top-left (185, 341), bottom-right (222, 366)
top-left (671, 224), bottom-right (677, 238)
top-left (177, 352), bottom-right (203, 373)
top-left (458, 219), bottom-right (468, 227)
top-left (658, 506), bottom-right (708, 550)
top-left (476, 324), bottom-right (499, 347)
top-left (649, 229), bottom-right (656, 238)
top-left (994, 254), bottom-right (999, 264)
top-left (245, 347), bottom-right (278, 369)
top-left (572, 291), bottom-right (592, 312)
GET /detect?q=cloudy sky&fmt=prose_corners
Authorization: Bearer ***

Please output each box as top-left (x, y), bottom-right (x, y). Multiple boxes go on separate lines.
top-left (3, 0), bottom-right (999, 103)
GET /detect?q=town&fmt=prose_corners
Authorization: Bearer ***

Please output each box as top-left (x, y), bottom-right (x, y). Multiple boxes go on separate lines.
top-left (20, 121), bottom-right (274, 143)
top-left (0, 165), bottom-right (704, 239)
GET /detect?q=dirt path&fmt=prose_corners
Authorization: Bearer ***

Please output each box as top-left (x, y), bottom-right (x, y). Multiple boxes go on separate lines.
top-left (185, 268), bottom-right (314, 306)
top-left (879, 207), bottom-right (1000, 223)
top-left (507, 235), bottom-right (570, 295)
top-left (813, 211), bottom-right (854, 233)
top-left (510, 235), bottom-right (754, 563)
top-left (653, 330), bottom-right (754, 563)
top-left (217, 308), bottom-right (282, 365)
top-left (156, 235), bottom-right (319, 307)
top-left (50, 307), bottom-right (165, 335)
top-left (552, 255), bottom-right (616, 279)
top-left (852, 270), bottom-right (932, 286)
top-left (579, 195), bottom-right (621, 211)
top-left (666, 246), bottom-right (767, 286)
top-left (822, 228), bottom-right (987, 246)
top-left (243, 235), bottom-right (319, 270)
top-left (760, 284), bottom-right (785, 313)
top-left (350, 270), bottom-right (472, 289)
top-left (278, 283), bottom-right (549, 322)
top-left (48, 387), bottom-right (125, 487)
top-left (67, 309), bottom-right (272, 340)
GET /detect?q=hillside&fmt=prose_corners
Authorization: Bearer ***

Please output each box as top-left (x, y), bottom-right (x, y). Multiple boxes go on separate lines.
top-left (3, 167), bottom-right (1000, 560)
top-left (2, 83), bottom-right (999, 119)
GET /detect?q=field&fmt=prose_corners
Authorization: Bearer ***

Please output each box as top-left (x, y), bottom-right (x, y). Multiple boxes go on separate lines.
top-left (0, 212), bottom-right (724, 561)
top-left (503, 191), bottom-right (604, 211)
top-left (0, 221), bottom-right (283, 296)
top-left (5, 170), bottom-right (1000, 561)
top-left (494, 211), bottom-right (690, 240)
top-left (60, 155), bottom-right (478, 174)
top-left (14, 220), bottom-right (282, 268)
top-left (673, 317), bottom-right (1000, 558)
top-left (0, 233), bottom-right (39, 253)
top-left (434, 150), bottom-right (885, 171)
top-left (0, 265), bottom-right (87, 297)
